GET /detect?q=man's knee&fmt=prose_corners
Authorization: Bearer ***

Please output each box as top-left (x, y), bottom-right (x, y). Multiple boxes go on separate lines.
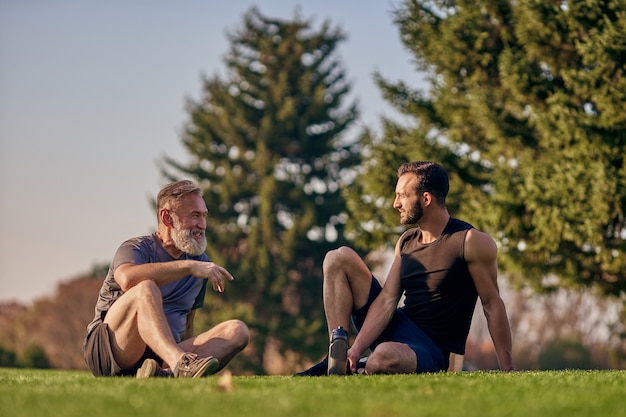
top-left (105, 280), bottom-right (160, 322)
top-left (366, 349), bottom-right (399, 374)
top-left (366, 343), bottom-right (416, 374)
top-left (224, 319), bottom-right (250, 350)
top-left (133, 279), bottom-right (160, 292)
top-left (128, 280), bottom-right (161, 304)
top-left (323, 246), bottom-right (358, 272)
top-left (229, 319), bottom-right (250, 349)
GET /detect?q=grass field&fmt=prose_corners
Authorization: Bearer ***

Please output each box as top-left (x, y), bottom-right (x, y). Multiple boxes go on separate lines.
top-left (1, 368), bottom-right (624, 417)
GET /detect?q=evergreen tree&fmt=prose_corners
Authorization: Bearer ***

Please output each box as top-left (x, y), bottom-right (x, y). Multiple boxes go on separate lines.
top-left (162, 7), bottom-right (358, 373)
top-left (345, 0), bottom-right (625, 295)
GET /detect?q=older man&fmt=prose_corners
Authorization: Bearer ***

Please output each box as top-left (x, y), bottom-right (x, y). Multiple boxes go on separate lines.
top-left (84, 180), bottom-right (249, 378)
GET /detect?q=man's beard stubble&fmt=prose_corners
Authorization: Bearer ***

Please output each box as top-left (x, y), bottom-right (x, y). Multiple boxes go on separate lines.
top-left (402, 199), bottom-right (424, 225)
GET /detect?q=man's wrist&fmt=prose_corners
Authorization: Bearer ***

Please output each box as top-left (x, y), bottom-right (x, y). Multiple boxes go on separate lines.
top-left (349, 340), bottom-right (365, 358)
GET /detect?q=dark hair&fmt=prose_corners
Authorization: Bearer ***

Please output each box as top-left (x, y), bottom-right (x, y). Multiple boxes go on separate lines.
top-left (397, 161), bottom-right (449, 205)
top-left (156, 180), bottom-right (202, 212)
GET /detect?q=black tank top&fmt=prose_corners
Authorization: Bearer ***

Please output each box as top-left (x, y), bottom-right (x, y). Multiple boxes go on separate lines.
top-left (399, 217), bottom-right (478, 354)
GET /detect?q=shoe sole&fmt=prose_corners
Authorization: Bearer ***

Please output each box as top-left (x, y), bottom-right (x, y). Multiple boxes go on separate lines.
top-left (328, 343), bottom-right (348, 375)
top-left (136, 358), bottom-right (159, 379)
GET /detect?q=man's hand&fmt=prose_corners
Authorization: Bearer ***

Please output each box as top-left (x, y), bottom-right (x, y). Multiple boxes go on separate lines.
top-left (191, 262), bottom-right (234, 292)
top-left (347, 346), bottom-right (363, 373)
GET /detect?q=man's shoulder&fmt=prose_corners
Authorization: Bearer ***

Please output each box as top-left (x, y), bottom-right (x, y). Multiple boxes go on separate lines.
top-left (447, 217), bottom-right (474, 232)
top-left (120, 235), bottom-right (156, 247)
top-left (400, 227), bottom-right (420, 238)
top-left (116, 234), bottom-right (166, 262)
top-left (464, 228), bottom-right (497, 263)
top-left (395, 227), bottom-right (420, 253)
top-left (449, 218), bottom-right (494, 245)
top-left (465, 227), bottom-right (496, 245)
top-left (121, 234), bottom-right (155, 245)
top-left (397, 227), bottom-right (420, 243)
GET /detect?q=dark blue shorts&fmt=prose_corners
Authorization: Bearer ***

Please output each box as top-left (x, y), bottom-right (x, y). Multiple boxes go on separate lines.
top-left (351, 277), bottom-right (449, 373)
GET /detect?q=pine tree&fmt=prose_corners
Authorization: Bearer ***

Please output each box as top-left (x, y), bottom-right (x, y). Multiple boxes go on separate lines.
top-left (345, 0), bottom-right (626, 295)
top-left (162, 7), bottom-right (358, 373)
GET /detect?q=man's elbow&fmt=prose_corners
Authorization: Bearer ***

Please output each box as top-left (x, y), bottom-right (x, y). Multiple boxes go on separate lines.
top-left (114, 264), bottom-right (144, 291)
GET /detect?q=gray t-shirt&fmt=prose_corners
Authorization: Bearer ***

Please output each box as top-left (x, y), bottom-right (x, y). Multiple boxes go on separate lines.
top-left (85, 234), bottom-right (209, 343)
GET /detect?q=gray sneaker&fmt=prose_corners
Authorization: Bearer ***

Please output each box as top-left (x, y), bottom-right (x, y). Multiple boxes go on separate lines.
top-left (173, 353), bottom-right (220, 378)
top-left (136, 358), bottom-right (173, 378)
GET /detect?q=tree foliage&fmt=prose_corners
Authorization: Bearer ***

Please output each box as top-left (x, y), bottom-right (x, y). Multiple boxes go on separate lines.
top-left (0, 273), bottom-right (103, 370)
top-left (345, 0), bottom-right (626, 295)
top-left (161, 7), bottom-right (358, 373)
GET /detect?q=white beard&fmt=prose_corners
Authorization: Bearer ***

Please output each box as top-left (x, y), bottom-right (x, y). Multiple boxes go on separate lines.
top-left (171, 216), bottom-right (207, 256)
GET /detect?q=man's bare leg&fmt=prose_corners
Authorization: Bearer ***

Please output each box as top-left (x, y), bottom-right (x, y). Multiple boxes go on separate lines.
top-left (322, 246), bottom-right (375, 337)
top-left (103, 280), bottom-right (185, 370)
top-left (294, 246), bottom-right (375, 376)
top-left (365, 342), bottom-right (417, 374)
top-left (179, 319), bottom-right (249, 371)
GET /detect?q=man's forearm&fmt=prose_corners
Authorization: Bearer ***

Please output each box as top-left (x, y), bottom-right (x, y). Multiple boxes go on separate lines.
top-left (351, 296), bottom-right (396, 355)
top-left (115, 260), bottom-right (195, 291)
top-left (485, 299), bottom-right (514, 371)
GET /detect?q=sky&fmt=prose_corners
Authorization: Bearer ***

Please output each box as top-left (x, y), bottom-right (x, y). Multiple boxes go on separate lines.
top-left (0, 0), bottom-right (423, 304)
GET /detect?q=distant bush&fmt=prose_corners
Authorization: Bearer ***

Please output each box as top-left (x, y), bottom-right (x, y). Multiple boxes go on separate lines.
top-left (0, 345), bottom-right (19, 367)
top-left (538, 338), bottom-right (593, 370)
top-left (21, 344), bottom-right (51, 369)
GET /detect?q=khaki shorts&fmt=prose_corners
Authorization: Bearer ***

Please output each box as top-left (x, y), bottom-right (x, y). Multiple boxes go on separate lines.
top-left (83, 322), bottom-right (160, 376)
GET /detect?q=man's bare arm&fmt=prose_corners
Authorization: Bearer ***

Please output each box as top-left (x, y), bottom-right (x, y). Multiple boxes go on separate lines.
top-left (115, 261), bottom-right (234, 292)
top-left (465, 229), bottom-right (514, 371)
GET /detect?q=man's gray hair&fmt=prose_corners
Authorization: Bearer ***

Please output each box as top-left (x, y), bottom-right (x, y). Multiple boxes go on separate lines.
top-left (156, 180), bottom-right (202, 211)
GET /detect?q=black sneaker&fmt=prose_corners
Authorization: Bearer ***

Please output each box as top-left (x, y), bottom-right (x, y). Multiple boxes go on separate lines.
top-left (355, 356), bottom-right (368, 374)
top-left (293, 356), bottom-right (328, 376)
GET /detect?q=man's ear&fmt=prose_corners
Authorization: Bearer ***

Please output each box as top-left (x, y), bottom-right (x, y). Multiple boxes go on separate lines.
top-left (422, 191), bottom-right (434, 207)
top-left (160, 209), bottom-right (173, 226)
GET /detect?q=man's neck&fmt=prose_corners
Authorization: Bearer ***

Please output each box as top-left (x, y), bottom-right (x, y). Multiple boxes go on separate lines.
top-left (417, 211), bottom-right (451, 244)
top-left (156, 228), bottom-right (183, 259)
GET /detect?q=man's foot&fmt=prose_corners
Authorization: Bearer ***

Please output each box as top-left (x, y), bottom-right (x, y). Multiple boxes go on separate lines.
top-left (293, 356), bottom-right (369, 376)
top-left (293, 357), bottom-right (328, 376)
top-left (136, 358), bottom-right (173, 378)
top-left (173, 353), bottom-right (220, 378)
top-left (355, 357), bottom-right (368, 374)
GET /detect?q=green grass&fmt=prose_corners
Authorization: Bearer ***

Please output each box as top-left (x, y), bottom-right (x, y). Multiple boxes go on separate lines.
top-left (1, 369), bottom-right (625, 417)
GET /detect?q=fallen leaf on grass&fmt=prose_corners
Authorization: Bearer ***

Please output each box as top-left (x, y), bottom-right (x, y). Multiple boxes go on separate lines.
top-left (216, 370), bottom-right (234, 392)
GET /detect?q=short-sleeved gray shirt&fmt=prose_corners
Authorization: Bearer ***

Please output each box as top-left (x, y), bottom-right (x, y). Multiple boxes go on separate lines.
top-left (85, 234), bottom-right (209, 343)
